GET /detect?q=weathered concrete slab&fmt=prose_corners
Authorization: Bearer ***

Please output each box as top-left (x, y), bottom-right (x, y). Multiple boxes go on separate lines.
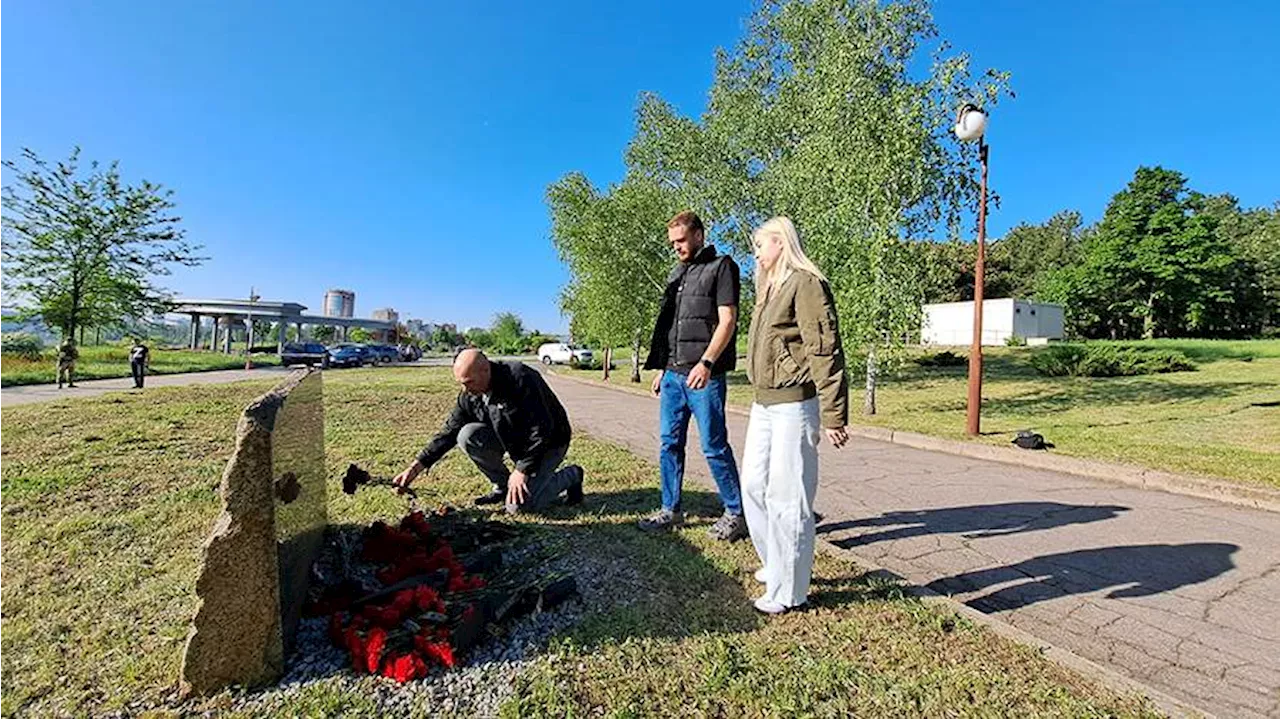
top-left (181, 368), bottom-right (325, 695)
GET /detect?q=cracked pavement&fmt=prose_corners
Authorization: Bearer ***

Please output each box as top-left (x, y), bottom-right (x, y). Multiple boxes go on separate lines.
top-left (546, 373), bottom-right (1280, 719)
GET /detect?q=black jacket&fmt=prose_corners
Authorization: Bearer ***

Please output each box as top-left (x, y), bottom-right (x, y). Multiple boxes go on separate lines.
top-left (643, 245), bottom-right (739, 374)
top-left (416, 362), bottom-right (571, 475)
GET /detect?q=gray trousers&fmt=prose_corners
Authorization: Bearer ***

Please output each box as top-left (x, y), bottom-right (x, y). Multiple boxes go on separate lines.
top-left (457, 422), bottom-right (575, 512)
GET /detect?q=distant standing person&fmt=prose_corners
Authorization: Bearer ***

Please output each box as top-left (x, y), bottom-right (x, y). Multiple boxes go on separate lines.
top-left (56, 337), bottom-right (78, 389)
top-left (638, 211), bottom-right (747, 541)
top-left (742, 216), bottom-right (849, 614)
top-left (130, 338), bottom-right (150, 388)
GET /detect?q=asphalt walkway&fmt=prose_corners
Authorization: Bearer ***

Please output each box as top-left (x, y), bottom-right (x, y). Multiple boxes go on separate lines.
top-left (544, 372), bottom-right (1280, 719)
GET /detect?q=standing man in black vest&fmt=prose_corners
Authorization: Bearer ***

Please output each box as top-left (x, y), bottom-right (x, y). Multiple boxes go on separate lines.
top-left (638, 211), bottom-right (747, 541)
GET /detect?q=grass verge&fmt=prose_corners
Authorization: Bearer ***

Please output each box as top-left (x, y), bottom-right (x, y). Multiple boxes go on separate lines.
top-left (1, 345), bottom-right (281, 387)
top-left (1, 368), bottom-right (1160, 717)
top-left (564, 339), bottom-right (1280, 488)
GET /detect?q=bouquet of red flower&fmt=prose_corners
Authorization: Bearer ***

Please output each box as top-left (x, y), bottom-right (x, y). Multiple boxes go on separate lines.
top-left (313, 508), bottom-right (492, 683)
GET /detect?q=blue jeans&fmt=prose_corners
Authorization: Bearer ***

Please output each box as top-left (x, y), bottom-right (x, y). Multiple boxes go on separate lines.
top-left (658, 370), bottom-right (743, 515)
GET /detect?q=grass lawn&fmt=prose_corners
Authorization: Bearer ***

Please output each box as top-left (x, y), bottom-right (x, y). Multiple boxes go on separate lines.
top-left (0, 368), bottom-right (1161, 717)
top-left (566, 339), bottom-right (1280, 489)
top-left (0, 344), bottom-right (281, 387)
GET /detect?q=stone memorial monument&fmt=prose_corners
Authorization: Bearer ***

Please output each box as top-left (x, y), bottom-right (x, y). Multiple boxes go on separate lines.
top-left (180, 368), bottom-right (326, 695)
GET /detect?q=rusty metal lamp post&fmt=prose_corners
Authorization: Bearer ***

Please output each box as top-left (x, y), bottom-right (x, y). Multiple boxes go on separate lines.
top-left (954, 104), bottom-right (989, 436)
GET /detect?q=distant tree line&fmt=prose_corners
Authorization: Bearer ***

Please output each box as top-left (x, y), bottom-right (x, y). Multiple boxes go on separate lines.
top-left (459, 312), bottom-right (557, 355)
top-left (914, 166), bottom-right (1279, 339)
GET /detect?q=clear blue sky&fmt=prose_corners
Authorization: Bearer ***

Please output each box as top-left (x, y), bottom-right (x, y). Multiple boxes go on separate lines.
top-left (4, 1), bottom-right (1277, 333)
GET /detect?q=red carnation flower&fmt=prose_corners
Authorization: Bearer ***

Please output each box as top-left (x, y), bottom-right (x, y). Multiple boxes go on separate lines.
top-left (344, 628), bottom-right (366, 673)
top-left (401, 511), bottom-right (433, 540)
top-left (421, 640), bottom-right (457, 668)
top-left (365, 627), bottom-right (388, 674)
top-left (413, 585), bottom-right (441, 612)
top-left (390, 588), bottom-right (416, 614)
top-left (387, 652), bottom-right (428, 683)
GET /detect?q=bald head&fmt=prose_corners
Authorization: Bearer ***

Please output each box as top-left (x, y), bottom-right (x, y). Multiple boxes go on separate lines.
top-left (453, 349), bottom-right (492, 394)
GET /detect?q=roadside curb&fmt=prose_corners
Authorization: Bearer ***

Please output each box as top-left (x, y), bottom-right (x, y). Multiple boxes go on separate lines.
top-left (541, 367), bottom-right (1210, 717)
top-left (542, 367), bottom-right (1280, 515)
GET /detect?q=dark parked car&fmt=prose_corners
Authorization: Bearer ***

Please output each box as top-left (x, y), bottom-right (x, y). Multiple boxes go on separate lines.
top-left (367, 344), bottom-right (400, 365)
top-left (281, 342), bottom-right (329, 368)
top-left (327, 343), bottom-right (369, 368)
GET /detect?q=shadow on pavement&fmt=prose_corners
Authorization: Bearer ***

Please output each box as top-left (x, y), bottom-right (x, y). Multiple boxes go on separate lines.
top-left (818, 501), bottom-right (1130, 548)
top-left (927, 542), bottom-right (1240, 611)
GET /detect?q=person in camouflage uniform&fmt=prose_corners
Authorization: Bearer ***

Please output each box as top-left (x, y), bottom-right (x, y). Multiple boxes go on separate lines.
top-left (129, 338), bottom-right (150, 388)
top-left (56, 337), bottom-right (79, 389)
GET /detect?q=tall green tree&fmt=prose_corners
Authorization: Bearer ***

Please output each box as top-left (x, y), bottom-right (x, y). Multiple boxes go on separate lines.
top-left (1202, 197), bottom-right (1280, 336)
top-left (489, 312), bottom-right (526, 354)
top-left (312, 325), bottom-right (337, 343)
top-left (911, 238), bottom-right (976, 304)
top-left (464, 327), bottom-right (494, 350)
top-left (2, 148), bottom-right (204, 340)
top-left (626, 0), bottom-right (1011, 413)
top-left (1239, 205), bottom-right (1280, 334)
top-left (1041, 167), bottom-right (1239, 339)
top-left (548, 173), bottom-right (678, 381)
top-left (430, 325), bottom-right (462, 349)
top-left (985, 210), bottom-right (1086, 300)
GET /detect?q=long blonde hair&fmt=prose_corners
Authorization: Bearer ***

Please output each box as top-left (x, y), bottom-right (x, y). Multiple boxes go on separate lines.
top-left (753, 216), bottom-right (827, 299)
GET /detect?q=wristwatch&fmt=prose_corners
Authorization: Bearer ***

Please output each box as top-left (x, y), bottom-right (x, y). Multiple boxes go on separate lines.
top-left (700, 358), bottom-right (714, 370)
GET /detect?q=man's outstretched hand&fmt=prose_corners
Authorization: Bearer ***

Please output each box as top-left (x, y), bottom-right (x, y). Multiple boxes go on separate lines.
top-left (506, 469), bottom-right (529, 506)
top-left (393, 460), bottom-right (425, 493)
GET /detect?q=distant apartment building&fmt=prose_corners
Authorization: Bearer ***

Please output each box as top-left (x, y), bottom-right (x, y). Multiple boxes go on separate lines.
top-left (323, 289), bottom-right (355, 318)
top-left (371, 307), bottom-right (399, 325)
top-left (405, 319), bottom-right (437, 338)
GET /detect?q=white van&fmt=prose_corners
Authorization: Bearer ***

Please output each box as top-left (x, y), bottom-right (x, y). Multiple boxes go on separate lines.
top-left (538, 342), bottom-right (593, 366)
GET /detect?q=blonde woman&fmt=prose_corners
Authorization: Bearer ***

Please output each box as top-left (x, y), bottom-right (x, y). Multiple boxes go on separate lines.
top-left (743, 216), bottom-right (849, 614)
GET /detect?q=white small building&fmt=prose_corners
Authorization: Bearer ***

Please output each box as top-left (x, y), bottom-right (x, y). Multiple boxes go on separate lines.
top-left (921, 298), bottom-right (1064, 346)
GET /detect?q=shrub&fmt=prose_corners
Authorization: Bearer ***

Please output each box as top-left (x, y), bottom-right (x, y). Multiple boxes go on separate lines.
top-left (914, 350), bottom-right (968, 368)
top-left (1, 332), bottom-right (45, 360)
top-left (573, 356), bottom-right (616, 371)
top-left (1030, 344), bottom-right (1195, 377)
top-left (1005, 334), bottom-right (1028, 347)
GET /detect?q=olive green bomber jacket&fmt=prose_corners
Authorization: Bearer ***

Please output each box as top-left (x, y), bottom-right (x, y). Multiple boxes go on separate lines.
top-left (746, 270), bottom-right (849, 428)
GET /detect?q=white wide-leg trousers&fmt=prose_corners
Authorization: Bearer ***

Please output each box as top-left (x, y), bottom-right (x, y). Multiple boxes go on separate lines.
top-left (741, 397), bottom-right (821, 607)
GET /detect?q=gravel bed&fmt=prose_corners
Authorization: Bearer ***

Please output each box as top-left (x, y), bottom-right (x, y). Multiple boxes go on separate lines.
top-left (216, 528), bottom-right (647, 718)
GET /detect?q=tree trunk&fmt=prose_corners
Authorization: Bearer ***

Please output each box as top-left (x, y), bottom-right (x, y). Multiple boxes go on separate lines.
top-left (79, 325), bottom-right (86, 346)
top-left (1143, 293), bottom-right (1157, 339)
top-left (863, 346), bottom-right (878, 416)
top-left (602, 347), bottom-right (611, 381)
top-left (631, 334), bottom-right (642, 383)
top-left (95, 327), bottom-right (101, 345)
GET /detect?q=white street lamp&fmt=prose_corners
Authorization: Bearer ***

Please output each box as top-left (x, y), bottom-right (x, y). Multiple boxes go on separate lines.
top-left (954, 104), bottom-right (988, 142)
top-left (954, 103), bottom-right (990, 436)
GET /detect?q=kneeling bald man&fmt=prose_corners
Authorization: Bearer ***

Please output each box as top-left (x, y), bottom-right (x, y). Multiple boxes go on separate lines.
top-left (394, 349), bottom-right (585, 512)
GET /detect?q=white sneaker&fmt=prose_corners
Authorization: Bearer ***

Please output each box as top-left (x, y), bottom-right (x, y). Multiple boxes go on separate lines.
top-left (753, 568), bottom-right (767, 584)
top-left (754, 597), bottom-right (788, 615)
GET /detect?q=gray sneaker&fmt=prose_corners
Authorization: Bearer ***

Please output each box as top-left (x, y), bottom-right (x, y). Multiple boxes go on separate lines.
top-left (638, 508), bottom-right (684, 532)
top-left (707, 512), bottom-right (749, 542)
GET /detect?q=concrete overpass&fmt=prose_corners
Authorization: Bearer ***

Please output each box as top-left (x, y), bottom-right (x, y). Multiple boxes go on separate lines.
top-left (171, 298), bottom-right (396, 352)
